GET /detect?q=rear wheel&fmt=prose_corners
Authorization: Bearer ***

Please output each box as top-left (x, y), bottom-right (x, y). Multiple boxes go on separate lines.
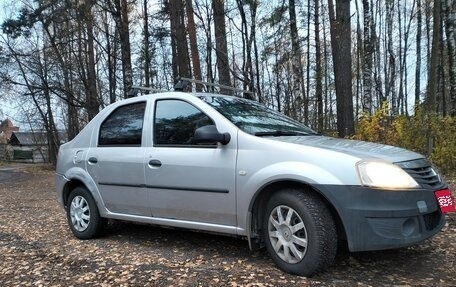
top-left (67, 187), bottom-right (105, 239)
top-left (262, 189), bottom-right (337, 277)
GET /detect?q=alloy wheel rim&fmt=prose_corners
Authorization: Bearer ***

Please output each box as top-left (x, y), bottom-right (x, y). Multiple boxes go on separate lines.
top-left (70, 195), bottom-right (90, 232)
top-left (268, 205), bottom-right (308, 264)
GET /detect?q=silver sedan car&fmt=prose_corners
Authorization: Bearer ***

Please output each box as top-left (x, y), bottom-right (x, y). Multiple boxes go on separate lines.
top-left (56, 91), bottom-right (454, 276)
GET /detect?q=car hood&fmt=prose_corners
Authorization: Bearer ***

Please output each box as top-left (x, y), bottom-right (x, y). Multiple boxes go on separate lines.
top-left (270, 136), bottom-right (423, 163)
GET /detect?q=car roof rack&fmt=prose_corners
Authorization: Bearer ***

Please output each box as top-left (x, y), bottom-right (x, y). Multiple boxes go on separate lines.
top-left (126, 78), bottom-right (254, 98)
top-left (174, 77), bottom-right (254, 96)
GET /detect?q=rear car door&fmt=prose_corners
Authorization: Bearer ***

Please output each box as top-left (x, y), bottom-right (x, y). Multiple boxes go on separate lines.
top-left (145, 99), bottom-right (237, 226)
top-left (86, 101), bottom-right (150, 216)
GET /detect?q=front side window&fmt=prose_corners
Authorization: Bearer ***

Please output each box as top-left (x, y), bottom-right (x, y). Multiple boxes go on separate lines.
top-left (99, 102), bottom-right (146, 146)
top-left (154, 100), bottom-right (214, 145)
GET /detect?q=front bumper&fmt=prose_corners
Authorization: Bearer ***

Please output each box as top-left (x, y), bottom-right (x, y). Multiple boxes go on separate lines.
top-left (314, 184), bottom-right (446, 252)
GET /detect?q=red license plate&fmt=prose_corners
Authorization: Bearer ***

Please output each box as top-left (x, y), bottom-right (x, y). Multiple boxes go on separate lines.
top-left (435, 189), bottom-right (456, 213)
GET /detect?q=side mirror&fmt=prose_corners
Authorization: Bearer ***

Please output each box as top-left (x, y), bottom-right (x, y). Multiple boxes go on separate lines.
top-left (194, 125), bottom-right (231, 145)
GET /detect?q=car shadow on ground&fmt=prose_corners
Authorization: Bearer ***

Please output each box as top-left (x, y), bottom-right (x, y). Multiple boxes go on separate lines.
top-left (94, 218), bottom-right (455, 285)
top-left (104, 220), bottom-right (259, 259)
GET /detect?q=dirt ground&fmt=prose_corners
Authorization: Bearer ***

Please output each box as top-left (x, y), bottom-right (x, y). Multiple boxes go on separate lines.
top-left (0, 163), bottom-right (455, 287)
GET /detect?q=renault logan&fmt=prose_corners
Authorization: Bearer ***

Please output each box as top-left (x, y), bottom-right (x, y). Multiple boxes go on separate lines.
top-left (55, 91), bottom-right (455, 276)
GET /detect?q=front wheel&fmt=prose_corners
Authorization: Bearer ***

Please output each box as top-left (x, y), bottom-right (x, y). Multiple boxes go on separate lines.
top-left (66, 187), bottom-right (105, 239)
top-left (262, 189), bottom-right (337, 277)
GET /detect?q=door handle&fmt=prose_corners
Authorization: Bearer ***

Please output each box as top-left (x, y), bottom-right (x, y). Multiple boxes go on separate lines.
top-left (88, 157), bottom-right (98, 164)
top-left (148, 159), bottom-right (162, 167)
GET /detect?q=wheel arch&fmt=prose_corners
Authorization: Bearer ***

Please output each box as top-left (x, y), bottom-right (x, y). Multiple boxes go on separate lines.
top-left (247, 180), bottom-right (346, 250)
top-left (61, 167), bottom-right (105, 213)
top-left (62, 179), bottom-right (86, 208)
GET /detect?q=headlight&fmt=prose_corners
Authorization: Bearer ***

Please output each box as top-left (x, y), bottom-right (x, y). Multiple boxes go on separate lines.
top-left (356, 161), bottom-right (420, 189)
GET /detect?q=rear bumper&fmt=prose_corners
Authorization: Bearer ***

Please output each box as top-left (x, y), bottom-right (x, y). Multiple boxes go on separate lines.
top-left (55, 173), bottom-right (69, 208)
top-left (314, 184), bottom-right (446, 252)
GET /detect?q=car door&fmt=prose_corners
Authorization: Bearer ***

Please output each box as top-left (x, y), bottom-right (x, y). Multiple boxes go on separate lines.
top-left (145, 99), bottom-right (237, 226)
top-left (86, 101), bottom-right (150, 216)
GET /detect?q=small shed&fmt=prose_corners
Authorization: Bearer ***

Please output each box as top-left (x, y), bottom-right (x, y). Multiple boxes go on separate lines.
top-left (10, 131), bottom-right (49, 163)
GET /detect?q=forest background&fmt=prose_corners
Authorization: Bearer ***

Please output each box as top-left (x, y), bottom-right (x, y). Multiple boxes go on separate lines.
top-left (0, 0), bottom-right (455, 173)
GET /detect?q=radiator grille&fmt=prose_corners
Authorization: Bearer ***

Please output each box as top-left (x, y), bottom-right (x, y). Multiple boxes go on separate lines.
top-left (395, 159), bottom-right (443, 189)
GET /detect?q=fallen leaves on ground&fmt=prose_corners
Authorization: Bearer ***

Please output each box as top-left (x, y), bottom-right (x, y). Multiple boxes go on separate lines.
top-left (0, 164), bottom-right (455, 286)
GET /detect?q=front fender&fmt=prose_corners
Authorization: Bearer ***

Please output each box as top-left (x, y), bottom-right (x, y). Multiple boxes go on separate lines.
top-left (236, 161), bottom-right (346, 232)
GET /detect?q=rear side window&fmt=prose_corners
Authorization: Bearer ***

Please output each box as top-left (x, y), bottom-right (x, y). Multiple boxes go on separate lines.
top-left (154, 99), bottom-right (214, 146)
top-left (99, 102), bottom-right (146, 146)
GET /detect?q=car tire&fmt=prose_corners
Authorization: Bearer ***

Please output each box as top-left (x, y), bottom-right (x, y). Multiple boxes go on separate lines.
top-left (262, 188), bottom-right (337, 277)
top-left (66, 187), bottom-right (105, 239)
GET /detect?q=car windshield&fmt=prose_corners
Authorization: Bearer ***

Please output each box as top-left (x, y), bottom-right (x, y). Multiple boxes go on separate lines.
top-left (199, 95), bottom-right (317, 136)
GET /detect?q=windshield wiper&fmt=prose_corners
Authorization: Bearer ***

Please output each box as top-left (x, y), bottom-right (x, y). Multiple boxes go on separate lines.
top-left (254, 130), bottom-right (315, 137)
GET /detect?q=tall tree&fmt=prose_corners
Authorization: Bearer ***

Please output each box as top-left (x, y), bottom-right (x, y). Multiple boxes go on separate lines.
top-left (386, 0), bottom-right (397, 115)
top-left (415, 0), bottom-right (422, 107)
top-left (186, 0), bottom-right (203, 91)
top-left (362, 0), bottom-right (374, 114)
top-left (83, 0), bottom-right (99, 119)
top-left (213, 0), bottom-right (231, 93)
top-left (110, 0), bottom-right (134, 98)
top-left (169, 0), bottom-right (191, 81)
top-left (315, 0), bottom-right (323, 132)
top-left (235, 0), bottom-right (258, 99)
top-left (143, 0), bottom-right (151, 87)
top-left (288, 0), bottom-right (308, 123)
top-left (252, 2), bottom-right (261, 102)
top-left (102, 9), bottom-right (118, 104)
top-left (398, 0), bottom-right (414, 115)
top-left (328, 0), bottom-right (354, 137)
top-left (427, 0), bottom-right (441, 113)
top-left (444, 0), bottom-right (456, 116)
top-left (193, 0), bottom-right (214, 86)
top-left (354, 0), bottom-right (362, 117)
top-left (373, 0), bottom-right (384, 106)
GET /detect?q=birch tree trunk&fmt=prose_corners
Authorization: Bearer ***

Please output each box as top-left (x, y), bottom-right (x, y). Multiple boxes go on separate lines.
top-left (399, 1), bottom-right (414, 115)
top-left (355, 0), bottom-right (362, 118)
top-left (415, 0), bottom-right (422, 107)
top-left (425, 0), bottom-right (432, 73)
top-left (386, 0), bottom-right (397, 115)
top-left (373, 0), bottom-right (384, 107)
top-left (186, 0), bottom-right (203, 91)
top-left (362, 0), bottom-right (373, 115)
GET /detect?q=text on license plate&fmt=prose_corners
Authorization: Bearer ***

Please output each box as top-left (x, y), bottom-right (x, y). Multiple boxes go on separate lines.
top-left (435, 189), bottom-right (456, 213)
